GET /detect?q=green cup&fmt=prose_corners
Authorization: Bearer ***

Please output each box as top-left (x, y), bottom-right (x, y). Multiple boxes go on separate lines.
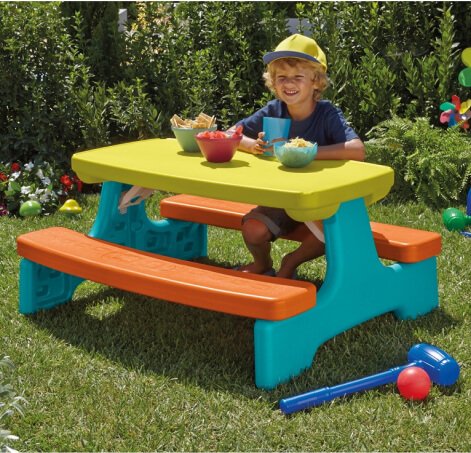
top-left (172, 126), bottom-right (217, 153)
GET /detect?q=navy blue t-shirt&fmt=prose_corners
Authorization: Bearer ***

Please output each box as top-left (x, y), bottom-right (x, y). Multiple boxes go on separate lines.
top-left (236, 99), bottom-right (358, 146)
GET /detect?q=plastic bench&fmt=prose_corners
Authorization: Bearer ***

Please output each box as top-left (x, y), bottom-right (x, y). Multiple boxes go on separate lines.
top-left (17, 226), bottom-right (318, 389)
top-left (16, 227), bottom-right (315, 320)
top-left (160, 194), bottom-right (442, 263)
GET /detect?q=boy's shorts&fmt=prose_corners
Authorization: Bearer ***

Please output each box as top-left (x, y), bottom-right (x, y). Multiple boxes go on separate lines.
top-left (242, 206), bottom-right (301, 241)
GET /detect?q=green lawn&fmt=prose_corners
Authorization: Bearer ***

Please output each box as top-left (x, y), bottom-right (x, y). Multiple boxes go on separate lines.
top-left (1, 193), bottom-right (470, 451)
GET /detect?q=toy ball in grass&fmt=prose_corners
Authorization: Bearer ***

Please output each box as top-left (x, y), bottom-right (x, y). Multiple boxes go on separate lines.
top-left (19, 200), bottom-right (42, 217)
top-left (397, 366), bottom-right (431, 401)
top-left (172, 126), bottom-right (217, 153)
top-left (274, 138), bottom-right (318, 168)
top-left (196, 127), bottom-right (243, 163)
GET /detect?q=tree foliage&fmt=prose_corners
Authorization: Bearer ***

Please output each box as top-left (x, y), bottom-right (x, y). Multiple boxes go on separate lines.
top-left (0, 1), bottom-right (470, 206)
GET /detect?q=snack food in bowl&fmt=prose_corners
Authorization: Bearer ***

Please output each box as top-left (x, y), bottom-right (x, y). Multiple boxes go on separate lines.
top-left (171, 113), bottom-right (217, 153)
top-left (195, 126), bottom-right (243, 163)
top-left (274, 137), bottom-right (318, 168)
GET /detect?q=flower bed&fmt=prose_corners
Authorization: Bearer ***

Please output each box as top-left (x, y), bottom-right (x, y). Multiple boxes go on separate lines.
top-left (0, 161), bottom-right (84, 216)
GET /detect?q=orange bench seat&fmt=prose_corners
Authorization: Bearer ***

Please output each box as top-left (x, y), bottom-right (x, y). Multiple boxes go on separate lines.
top-left (160, 194), bottom-right (441, 263)
top-left (16, 227), bottom-right (316, 321)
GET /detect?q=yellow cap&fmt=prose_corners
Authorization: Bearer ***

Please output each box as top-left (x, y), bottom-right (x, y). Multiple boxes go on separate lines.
top-left (263, 34), bottom-right (327, 71)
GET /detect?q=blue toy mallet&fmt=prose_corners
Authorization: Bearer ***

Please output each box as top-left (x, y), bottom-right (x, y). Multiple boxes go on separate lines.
top-left (279, 343), bottom-right (460, 415)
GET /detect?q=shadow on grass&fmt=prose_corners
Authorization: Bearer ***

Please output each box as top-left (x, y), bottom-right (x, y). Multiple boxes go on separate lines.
top-left (29, 276), bottom-right (459, 403)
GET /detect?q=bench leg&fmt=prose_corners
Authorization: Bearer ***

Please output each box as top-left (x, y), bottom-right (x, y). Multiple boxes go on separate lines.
top-left (19, 259), bottom-right (83, 314)
top-left (392, 257), bottom-right (439, 320)
top-left (253, 198), bottom-right (439, 389)
top-left (89, 181), bottom-right (207, 260)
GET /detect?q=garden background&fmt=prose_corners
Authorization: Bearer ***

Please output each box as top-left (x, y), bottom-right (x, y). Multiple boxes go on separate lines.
top-left (1, 2), bottom-right (471, 452)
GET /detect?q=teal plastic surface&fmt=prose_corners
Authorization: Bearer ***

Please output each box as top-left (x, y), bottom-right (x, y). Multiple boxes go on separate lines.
top-left (254, 197), bottom-right (439, 389)
top-left (19, 259), bottom-right (83, 314)
top-left (90, 182), bottom-right (207, 259)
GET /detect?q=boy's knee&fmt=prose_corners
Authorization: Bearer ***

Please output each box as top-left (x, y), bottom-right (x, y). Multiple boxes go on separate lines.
top-left (242, 218), bottom-right (272, 244)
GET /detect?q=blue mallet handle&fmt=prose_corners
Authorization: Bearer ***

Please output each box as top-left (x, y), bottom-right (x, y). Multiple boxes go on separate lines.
top-left (280, 343), bottom-right (460, 415)
top-left (279, 365), bottom-right (408, 415)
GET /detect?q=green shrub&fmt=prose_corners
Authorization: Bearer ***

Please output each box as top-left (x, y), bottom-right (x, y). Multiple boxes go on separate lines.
top-left (122, 2), bottom-right (287, 131)
top-left (1, 356), bottom-right (26, 452)
top-left (366, 116), bottom-right (471, 207)
top-left (296, 2), bottom-right (468, 137)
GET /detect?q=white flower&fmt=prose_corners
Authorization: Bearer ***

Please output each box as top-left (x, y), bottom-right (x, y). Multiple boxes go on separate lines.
top-left (41, 177), bottom-right (51, 186)
top-left (24, 162), bottom-right (34, 172)
top-left (20, 186), bottom-right (32, 195)
top-left (36, 168), bottom-right (44, 179)
top-left (9, 172), bottom-right (21, 181)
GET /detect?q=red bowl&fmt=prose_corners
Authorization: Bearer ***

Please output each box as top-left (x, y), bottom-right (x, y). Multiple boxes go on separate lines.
top-left (195, 134), bottom-right (241, 163)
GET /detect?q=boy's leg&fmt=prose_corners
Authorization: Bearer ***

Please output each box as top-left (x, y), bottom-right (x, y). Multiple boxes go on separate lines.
top-left (277, 221), bottom-right (325, 278)
top-left (239, 218), bottom-right (274, 274)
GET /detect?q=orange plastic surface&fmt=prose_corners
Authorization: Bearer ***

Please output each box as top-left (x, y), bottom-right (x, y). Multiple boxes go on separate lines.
top-left (370, 222), bottom-right (441, 263)
top-left (160, 194), bottom-right (441, 263)
top-left (16, 227), bottom-right (315, 321)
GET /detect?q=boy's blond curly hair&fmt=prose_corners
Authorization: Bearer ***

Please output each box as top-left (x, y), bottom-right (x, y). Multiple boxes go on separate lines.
top-left (263, 58), bottom-right (329, 102)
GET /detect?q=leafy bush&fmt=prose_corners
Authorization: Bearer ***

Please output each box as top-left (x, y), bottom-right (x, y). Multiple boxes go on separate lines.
top-left (122, 2), bottom-right (287, 131)
top-left (296, 2), bottom-right (469, 136)
top-left (0, 3), bottom-right (87, 167)
top-left (366, 117), bottom-right (471, 207)
top-left (1, 356), bottom-right (26, 452)
top-left (0, 3), bottom-right (163, 168)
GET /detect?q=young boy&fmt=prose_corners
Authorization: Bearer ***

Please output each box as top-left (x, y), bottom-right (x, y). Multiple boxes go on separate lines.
top-left (233, 34), bottom-right (365, 279)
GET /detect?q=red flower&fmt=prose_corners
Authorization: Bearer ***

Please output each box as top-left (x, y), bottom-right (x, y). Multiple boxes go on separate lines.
top-left (11, 162), bottom-right (21, 172)
top-left (71, 175), bottom-right (83, 193)
top-left (0, 172), bottom-right (7, 182)
top-left (60, 175), bottom-right (73, 191)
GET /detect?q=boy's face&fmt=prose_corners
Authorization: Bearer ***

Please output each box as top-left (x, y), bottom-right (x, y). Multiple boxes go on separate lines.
top-left (273, 61), bottom-right (319, 107)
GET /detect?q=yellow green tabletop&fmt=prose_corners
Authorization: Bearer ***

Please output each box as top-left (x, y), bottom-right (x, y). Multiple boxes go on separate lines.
top-left (72, 138), bottom-right (394, 221)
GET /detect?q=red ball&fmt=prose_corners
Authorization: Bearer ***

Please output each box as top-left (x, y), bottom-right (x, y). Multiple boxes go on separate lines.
top-left (397, 366), bottom-right (432, 400)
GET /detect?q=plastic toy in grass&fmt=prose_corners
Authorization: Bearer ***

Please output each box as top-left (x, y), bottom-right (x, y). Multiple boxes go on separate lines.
top-left (195, 126), bottom-right (243, 163)
top-left (397, 366), bottom-right (431, 400)
top-left (439, 95), bottom-right (471, 129)
top-left (274, 138), bottom-right (318, 168)
top-left (279, 343), bottom-right (459, 414)
top-left (59, 199), bottom-right (82, 216)
top-left (19, 200), bottom-right (42, 217)
top-left (442, 189), bottom-right (471, 238)
top-left (458, 47), bottom-right (471, 87)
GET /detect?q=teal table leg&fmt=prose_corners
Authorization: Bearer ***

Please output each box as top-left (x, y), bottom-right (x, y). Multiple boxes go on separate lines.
top-left (18, 182), bottom-right (209, 314)
top-left (19, 259), bottom-right (83, 314)
top-left (254, 197), bottom-right (439, 389)
top-left (89, 182), bottom-right (207, 260)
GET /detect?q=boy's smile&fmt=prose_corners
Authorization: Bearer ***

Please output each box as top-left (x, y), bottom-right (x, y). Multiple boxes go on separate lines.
top-left (274, 62), bottom-right (318, 119)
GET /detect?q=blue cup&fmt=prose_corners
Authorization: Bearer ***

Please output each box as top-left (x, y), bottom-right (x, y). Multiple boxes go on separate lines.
top-left (262, 117), bottom-right (291, 156)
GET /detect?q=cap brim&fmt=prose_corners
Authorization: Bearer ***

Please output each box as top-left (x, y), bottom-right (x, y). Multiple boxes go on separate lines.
top-left (263, 50), bottom-right (322, 66)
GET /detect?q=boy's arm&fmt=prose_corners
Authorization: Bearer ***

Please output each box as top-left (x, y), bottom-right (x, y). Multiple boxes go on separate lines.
top-left (237, 134), bottom-right (265, 155)
top-left (316, 138), bottom-right (365, 161)
top-left (227, 125), bottom-right (265, 155)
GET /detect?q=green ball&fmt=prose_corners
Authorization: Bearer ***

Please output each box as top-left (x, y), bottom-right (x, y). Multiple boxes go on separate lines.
top-left (19, 200), bottom-right (42, 217)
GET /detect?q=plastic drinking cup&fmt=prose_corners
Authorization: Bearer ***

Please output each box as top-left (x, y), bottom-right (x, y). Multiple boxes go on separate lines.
top-left (262, 117), bottom-right (291, 156)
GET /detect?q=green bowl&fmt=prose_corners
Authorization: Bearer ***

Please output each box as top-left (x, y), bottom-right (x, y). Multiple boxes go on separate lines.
top-left (172, 126), bottom-right (217, 153)
top-left (274, 142), bottom-right (318, 168)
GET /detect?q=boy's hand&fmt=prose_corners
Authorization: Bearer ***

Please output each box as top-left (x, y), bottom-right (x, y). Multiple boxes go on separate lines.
top-left (251, 132), bottom-right (268, 155)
